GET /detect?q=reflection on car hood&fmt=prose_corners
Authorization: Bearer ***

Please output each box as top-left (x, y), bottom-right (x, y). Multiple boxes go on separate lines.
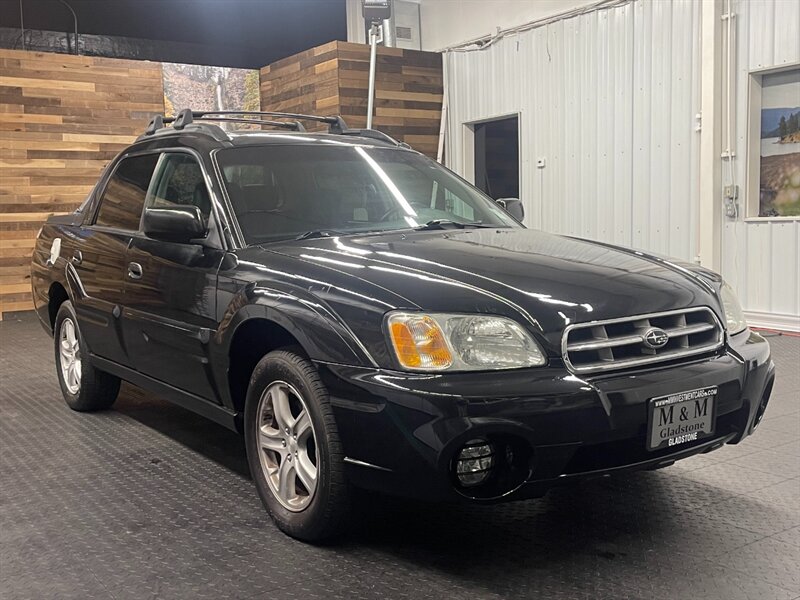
top-left (261, 228), bottom-right (721, 342)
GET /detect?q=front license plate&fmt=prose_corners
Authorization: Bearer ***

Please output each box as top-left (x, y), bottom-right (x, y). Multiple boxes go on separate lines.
top-left (647, 386), bottom-right (717, 451)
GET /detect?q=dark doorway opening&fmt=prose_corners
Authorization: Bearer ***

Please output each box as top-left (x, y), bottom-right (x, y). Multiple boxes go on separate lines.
top-left (474, 116), bottom-right (519, 200)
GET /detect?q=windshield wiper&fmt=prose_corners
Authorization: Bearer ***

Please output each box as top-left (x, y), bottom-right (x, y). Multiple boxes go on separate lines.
top-left (295, 229), bottom-right (344, 240)
top-left (413, 220), bottom-right (493, 231)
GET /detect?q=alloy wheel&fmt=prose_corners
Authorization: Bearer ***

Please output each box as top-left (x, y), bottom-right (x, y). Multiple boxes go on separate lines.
top-left (256, 381), bottom-right (319, 511)
top-left (59, 318), bottom-right (82, 395)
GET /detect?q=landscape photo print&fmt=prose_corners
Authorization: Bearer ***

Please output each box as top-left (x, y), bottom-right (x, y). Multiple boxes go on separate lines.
top-left (759, 67), bottom-right (800, 217)
top-left (162, 62), bottom-right (261, 130)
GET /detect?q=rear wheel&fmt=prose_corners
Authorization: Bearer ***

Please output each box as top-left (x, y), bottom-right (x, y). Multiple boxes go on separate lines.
top-left (244, 350), bottom-right (350, 542)
top-left (54, 301), bottom-right (120, 411)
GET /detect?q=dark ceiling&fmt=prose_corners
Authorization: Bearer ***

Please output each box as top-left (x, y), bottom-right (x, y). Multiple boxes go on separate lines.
top-left (0, 0), bottom-right (347, 68)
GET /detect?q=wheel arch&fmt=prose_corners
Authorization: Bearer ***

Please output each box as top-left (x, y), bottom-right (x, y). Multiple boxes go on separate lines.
top-left (47, 281), bottom-right (70, 330)
top-left (216, 290), bottom-right (374, 415)
top-left (226, 317), bottom-right (305, 414)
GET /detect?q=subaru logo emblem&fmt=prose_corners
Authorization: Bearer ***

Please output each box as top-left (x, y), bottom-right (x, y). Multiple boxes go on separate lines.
top-left (643, 327), bottom-right (669, 349)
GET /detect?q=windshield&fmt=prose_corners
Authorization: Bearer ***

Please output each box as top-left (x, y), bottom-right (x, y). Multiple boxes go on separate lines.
top-left (214, 144), bottom-right (520, 244)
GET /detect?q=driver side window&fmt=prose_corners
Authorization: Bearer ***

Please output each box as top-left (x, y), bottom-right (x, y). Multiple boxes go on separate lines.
top-left (147, 153), bottom-right (212, 222)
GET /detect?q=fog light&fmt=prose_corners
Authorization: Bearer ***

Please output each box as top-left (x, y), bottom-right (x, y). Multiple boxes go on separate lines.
top-left (455, 439), bottom-right (494, 487)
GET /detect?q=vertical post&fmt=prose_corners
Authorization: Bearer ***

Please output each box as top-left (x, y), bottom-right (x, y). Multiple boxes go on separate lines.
top-left (366, 23), bottom-right (380, 129)
top-left (698, 0), bottom-right (723, 270)
top-left (436, 52), bottom-right (448, 164)
top-left (474, 123), bottom-right (487, 194)
top-left (19, 0), bottom-right (26, 51)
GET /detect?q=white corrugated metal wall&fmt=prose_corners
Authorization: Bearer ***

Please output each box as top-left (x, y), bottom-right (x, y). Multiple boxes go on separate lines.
top-left (722, 0), bottom-right (800, 326)
top-left (444, 0), bottom-right (701, 258)
top-left (443, 0), bottom-right (800, 325)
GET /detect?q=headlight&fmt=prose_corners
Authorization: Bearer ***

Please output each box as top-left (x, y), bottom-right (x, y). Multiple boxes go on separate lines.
top-left (386, 312), bottom-right (546, 371)
top-left (720, 282), bottom-right (747, 335)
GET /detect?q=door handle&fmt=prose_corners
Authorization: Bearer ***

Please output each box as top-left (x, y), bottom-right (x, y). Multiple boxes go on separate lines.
top-left (71, 250), bottom-right (82, 265)
top-left (128, 262), bottom-right (143, 280)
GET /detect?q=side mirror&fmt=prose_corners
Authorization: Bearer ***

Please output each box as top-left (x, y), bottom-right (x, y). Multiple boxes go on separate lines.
top-left (142, 205), bottom-right (206, 243)
top-left (496, 198), bottom-right (524, 221)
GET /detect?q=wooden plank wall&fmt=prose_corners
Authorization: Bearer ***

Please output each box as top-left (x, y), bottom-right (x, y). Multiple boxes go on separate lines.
top-left (259, 41), bottom-right (341, 131)
top-left (260, 41), bottom-right (443, 157)
top-left (0, 50), bottom-right (164, 318)
top-left (337, 42), bottom-right (443, 158)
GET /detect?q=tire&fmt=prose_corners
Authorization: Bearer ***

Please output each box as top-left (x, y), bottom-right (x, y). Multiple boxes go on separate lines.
top-left (54, 300), bottom-right (120, 412)
top-left (244, 349), bottom-right (351, 542)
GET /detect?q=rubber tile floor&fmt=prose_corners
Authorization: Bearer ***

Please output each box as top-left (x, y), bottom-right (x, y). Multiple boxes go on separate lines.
top-left (1, 312), bottom-right (798, 600)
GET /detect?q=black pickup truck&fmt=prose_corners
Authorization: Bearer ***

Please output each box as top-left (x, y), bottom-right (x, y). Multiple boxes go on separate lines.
top-left (31, 110), bottom-right (775, 541)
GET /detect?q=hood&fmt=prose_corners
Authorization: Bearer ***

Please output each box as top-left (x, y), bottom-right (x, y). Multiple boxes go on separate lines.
top-left (259, 228), bottom-right (721, 349)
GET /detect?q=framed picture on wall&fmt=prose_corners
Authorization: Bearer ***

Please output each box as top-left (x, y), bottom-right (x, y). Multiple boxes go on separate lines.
top-left (747, 64), bottom-right (800, 218)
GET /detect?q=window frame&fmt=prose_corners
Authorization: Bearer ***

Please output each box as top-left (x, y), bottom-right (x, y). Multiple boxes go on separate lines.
top-left (86, 146), bottom-right (228, 249)
top-left (136, 148), bottom-right (224, 248)
top-left (744, 61), bottom-right (800, 221)
top-left (89, 150), bottom-right (161, 233)
top-left (143, 150), bottom-right (214, 221)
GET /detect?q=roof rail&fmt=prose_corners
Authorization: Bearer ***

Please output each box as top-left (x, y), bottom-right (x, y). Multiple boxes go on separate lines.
top-left (339, 128), bottom-right (410, 148)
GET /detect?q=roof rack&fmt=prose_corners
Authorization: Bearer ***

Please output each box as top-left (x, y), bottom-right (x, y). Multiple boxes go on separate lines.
top-left (144, 109), bottom-right (347, 135)
top-left (143, 110), bottom-right (304, 134)
top-left (141, 108), bottom-right (407, 148)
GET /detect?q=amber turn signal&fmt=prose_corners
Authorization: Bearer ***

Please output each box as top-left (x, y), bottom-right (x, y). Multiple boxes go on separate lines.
top-left (388, 314), bottom-right (453, 370)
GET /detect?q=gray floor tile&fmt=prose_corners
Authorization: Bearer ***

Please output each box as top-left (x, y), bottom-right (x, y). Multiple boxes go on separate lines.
top-left (1, 313), bottom-right (798, 599)
top-left (728, 447), bottom-right (800, 478)
top-left (772, 525), bottom-right (800, 548)
top-left (714, 537), bottom-right (800, 594)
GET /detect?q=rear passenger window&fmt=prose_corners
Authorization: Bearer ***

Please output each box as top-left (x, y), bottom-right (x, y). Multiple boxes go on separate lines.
top-left (148, 153), bottom-right (212, 221)
top-left (95, 154), bottom-right (159, 230)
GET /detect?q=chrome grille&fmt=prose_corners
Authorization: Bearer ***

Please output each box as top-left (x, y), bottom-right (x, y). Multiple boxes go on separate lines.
top-left (562, 307), bottom-right (724, 373)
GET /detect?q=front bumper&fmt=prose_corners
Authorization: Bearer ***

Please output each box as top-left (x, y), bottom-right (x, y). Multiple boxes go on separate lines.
top-left (319, 329), bottom-right (774, 503)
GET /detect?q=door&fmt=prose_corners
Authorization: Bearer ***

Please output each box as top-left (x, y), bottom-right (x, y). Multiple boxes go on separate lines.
top-left (71, 153), bottom-right (159, 364)
top-left (122, 151), bottom-right (225, 401)
top-left (474, 116), bottom-right (520, 200)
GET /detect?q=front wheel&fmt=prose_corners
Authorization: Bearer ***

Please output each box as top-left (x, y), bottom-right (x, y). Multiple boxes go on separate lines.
top-left (244, 350), bottom-right (351, 542)
top-left (54, 300), bottom-right (120, 411)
